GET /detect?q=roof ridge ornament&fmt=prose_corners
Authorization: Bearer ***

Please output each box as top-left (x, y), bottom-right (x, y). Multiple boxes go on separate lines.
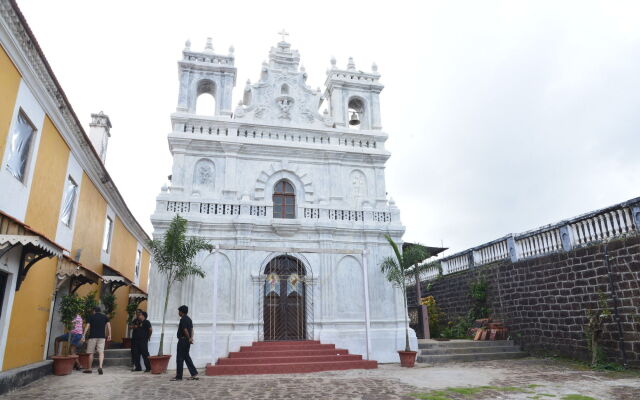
top-left (347, 57), bottom-right (356, 71)
top-left (205, 37), bottom-right (214, 52)
top-left (278, 29), bottom-right (289, 43)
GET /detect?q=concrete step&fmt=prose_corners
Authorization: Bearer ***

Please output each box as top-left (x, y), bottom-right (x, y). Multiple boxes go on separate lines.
top-left (229, 348), bottom-right (349, 358)
top-left (217, 354), bottom-right (363, 365)
top-left (417, 351), bottom-right (528, 364)
top-left (252, 340), bottom-right (321, 347)
top-left (240, 343), bottom-right (335, 352)
top-left (418, 340), bottom-right (515, 349)
top-left (103, 349), bottom-right (130, 358)
top-left (206, 360), bottom-right (377, 376)
top-left (421, 346), bottom-right (521, 355)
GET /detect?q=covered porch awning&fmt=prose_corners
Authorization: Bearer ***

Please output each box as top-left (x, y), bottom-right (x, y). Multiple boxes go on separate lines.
top-left (0, 211), bottom-right (65, 290)
top-left (56, 255), bottom-right (102, 293)
top-left (128, 284), bottom-right (148, 304)
top-left (101, 264), bottom-right (132, 294)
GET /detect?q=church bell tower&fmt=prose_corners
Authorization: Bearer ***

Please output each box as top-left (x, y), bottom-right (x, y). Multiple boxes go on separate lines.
top-left (176, 38), bottom-right (237, 116)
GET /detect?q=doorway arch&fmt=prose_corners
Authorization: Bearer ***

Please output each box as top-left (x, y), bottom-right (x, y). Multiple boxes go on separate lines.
top-left (263, 256), bottom-right (307, 341)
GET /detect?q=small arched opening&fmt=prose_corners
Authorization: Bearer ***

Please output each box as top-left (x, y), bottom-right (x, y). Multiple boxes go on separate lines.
top-left (195, 79), bottom-right (217, 116)
top-left (347, 97), bottom-right (366, 129)
top-left (281, 83), bottom-right (290, 95)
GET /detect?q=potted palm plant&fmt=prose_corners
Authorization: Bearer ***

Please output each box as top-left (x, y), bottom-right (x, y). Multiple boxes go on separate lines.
top-left (147, 214), bottom-right (212, 374)
top-left (52, 293), bottom-right (84, 375)
top-left (379, 234), bottom-right (429, 367)
top-left (77, 291), bottom-right (98, 369)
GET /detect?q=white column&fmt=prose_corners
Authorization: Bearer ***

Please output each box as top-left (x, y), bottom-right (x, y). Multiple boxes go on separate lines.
top-left (210, 245), bottom-right (220, 362)
top-left (362, 249), bottom-right (372, 360)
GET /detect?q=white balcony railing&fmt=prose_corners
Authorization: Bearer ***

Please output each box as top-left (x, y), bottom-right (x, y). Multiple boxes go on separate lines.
top-left (158, 199), bottom-right (397, 226)
top-left (409, 197), bottom-right (640, 285)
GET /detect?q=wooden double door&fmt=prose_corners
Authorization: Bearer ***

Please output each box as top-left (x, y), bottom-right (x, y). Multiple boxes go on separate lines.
top-left (263, 256), bottom-right (306, 341)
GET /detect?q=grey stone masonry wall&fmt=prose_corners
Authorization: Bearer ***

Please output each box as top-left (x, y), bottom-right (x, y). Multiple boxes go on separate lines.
top-left (415, 234), bottom-right (640, 367)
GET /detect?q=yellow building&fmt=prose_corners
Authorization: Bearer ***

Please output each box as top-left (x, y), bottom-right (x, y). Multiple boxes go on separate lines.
top-left (0, 0), bottom-right (151, 381)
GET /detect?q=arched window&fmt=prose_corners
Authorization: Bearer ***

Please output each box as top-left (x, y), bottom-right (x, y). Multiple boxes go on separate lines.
top-left (273, 180), bottom-right (295, 219)
top-left (281, 84), bottom-right (290, 95)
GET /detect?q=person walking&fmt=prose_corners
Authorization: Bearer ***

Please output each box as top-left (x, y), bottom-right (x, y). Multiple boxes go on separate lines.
top-left (132, 311), bottom-right (152, 372)
top-left (171, 305), bottom-right (198, 381)
top-left (82, 306), bottom-right (111, 375)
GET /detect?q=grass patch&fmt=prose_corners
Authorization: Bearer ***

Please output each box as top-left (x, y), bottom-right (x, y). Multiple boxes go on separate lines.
top-left (560, 395), bottom-right (598, 400)
top-left (409, 385), bottom-right (533, 399)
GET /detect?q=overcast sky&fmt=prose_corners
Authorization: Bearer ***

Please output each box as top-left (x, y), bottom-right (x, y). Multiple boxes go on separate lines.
top-left (16, 0), bottom-right (640, 255)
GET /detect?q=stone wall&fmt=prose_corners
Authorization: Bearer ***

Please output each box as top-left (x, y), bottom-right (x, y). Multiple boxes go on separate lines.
top-left (410, 234), bottom-right (640, 367)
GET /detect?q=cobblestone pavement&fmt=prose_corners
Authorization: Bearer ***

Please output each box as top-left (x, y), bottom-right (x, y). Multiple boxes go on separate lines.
top-left (2, 358), bottom-right (639, 400)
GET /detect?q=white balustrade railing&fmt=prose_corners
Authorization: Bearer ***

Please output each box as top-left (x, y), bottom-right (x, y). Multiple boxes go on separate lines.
top-left (173, 118), bottom-right (382, 151)
top-left (516, 228), bottom-right (562, 259)
top-left (411, 198), bottom-right (640, 285)
top-left (160, 200), bottom-right (396, 225)
top-left (570, 207), bottom-right (635, 245)
top-left (473, 238), bottom-right (509, 265)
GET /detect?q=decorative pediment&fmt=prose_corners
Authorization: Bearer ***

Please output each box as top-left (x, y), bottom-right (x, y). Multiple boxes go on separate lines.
top-left (234, 41), bottom-right (331, 127)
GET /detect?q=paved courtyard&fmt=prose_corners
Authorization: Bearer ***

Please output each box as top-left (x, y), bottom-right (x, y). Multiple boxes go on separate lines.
top-left (2, 358), bottom-right (638, 400)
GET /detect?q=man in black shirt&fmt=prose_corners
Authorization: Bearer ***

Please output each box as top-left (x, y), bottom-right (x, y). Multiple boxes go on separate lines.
top-left (132, 311), bottom-right (152, 372)
top-left (171, 305), bottom-right (198, 381)
top-left (82, 307), bottom-right (111, 375)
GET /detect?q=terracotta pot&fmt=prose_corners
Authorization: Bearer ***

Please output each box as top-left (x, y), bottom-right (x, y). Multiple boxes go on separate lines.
top-left (77, 353), bottom-right (91, 370)
top-left (398, 350), bottom-right (417, 367)
top-left (122, 338), bottom-right (132, 349)
top-left (149, 355), bottom-right (172, 374)
top-left (52, 355), bottom-right (79, 376)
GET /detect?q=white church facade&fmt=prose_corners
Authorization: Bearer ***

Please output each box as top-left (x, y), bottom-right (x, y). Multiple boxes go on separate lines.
top-left (147, 36), bottom-right (414, 366)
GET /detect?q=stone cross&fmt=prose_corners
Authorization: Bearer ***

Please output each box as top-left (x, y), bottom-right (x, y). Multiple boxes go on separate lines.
top-left (278, 29), bottom-right (289, 42)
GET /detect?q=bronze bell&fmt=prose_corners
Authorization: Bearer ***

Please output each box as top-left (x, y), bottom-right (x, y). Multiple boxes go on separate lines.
top-left (349, 111), bottom-right (360, 126)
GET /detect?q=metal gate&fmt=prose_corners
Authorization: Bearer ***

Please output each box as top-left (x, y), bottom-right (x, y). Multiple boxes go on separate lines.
top-left (257, 255), bottom-right (314, 341)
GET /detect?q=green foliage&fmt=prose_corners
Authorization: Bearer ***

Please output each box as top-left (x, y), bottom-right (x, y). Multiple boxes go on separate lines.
top-left (410, 385), bottom-right (533, 400)
top-left (584, 291), bottom-right (611, 366)
top-left (420, 296), bottom-right (444, 338)
top-left (441, 317), bottom-right (472, 339)
top-left (101, 293), bottom-right (117, 320)
top-left (560, 395), bottom-right (598, 400)
top-left (58, 293), bottom-right (84, 356)
top-left (468, 278), bottom-right (490, 321)
top-left (147, 214), bottom-right (213, 356)
top-left (126, 301), bottom-right (141, 324)
top-left (81, 291), bottom-right (99, 320)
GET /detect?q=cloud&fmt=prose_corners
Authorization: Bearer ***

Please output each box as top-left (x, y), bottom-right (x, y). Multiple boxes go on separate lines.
top-left (17, 0), bottom-right (640, 254)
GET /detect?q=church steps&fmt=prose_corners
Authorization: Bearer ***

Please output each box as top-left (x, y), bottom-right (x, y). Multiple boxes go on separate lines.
top-left (239, 343), bottom-right (336, 352)
top-left (207, 341), bottom-right (376, 376)
top-left (416, 339), bottom-right (527, 364)
top-left (229, 348), bottom-right (349, 358)
top-left (251, 340), bottom-right (321, 347)
top-left (217, 354), bottom-right (363, 365)
top-left (206, 360), bottom-right (377, 376)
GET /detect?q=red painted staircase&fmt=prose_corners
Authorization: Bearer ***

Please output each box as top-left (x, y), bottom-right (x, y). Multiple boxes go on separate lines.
top-left (205, 340), bottom-right (377, 375)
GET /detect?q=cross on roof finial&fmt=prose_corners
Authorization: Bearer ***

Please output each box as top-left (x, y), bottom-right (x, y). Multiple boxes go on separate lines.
top-left (278, 29), bottom-right (289, 42)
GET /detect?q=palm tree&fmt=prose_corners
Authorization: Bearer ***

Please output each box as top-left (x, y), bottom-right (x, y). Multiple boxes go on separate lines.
top-left (379, 234), bottom-right (429, 352)
top-left (148, 214), bottom-right (213, 356)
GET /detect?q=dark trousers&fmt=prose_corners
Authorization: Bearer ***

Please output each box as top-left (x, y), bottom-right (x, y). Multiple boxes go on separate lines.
top-left (176, 338), bottom-right (198, 379)
top-left (132, 339), bottom-right (151, 371)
